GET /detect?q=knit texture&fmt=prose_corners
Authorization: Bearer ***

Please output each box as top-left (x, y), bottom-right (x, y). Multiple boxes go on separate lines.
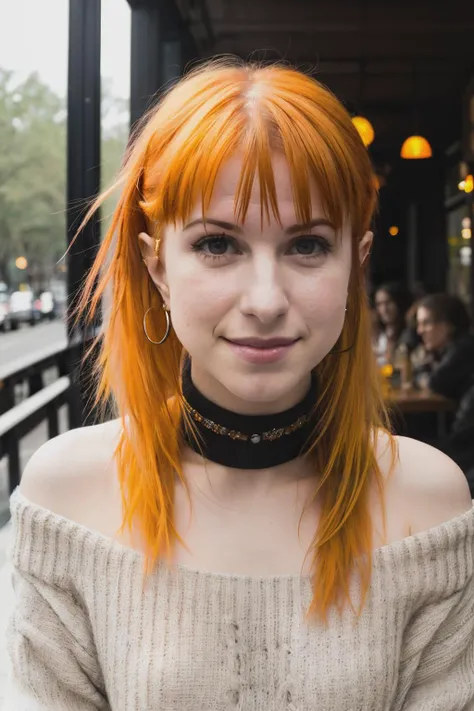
top-left (3, 489), bottom-right (474, 711)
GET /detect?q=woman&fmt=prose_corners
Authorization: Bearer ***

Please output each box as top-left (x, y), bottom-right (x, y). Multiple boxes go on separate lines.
top-left (5, 61), bottom-right (473, 710)
top-left (373, 282), bottom-right (417, 365)
top-left (415, 293), bottom-right (474, 488)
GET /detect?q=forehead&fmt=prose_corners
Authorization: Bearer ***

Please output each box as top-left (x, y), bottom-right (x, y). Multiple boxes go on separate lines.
top-left (188, 152), bottom-right (326, 225)
top-left (375, 291), bottom-right (393, 303)
top-left (417, 306), bottom-right (432, 320)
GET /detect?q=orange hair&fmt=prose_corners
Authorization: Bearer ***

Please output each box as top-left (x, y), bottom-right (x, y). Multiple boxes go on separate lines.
top-left (77, 58), bottom-right (394, 623)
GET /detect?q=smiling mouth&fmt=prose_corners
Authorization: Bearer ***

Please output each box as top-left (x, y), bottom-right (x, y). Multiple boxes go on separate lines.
top-left (222, 337), bottom-right (300, 364)
top-left (223, 337), bottom-right (300, 348)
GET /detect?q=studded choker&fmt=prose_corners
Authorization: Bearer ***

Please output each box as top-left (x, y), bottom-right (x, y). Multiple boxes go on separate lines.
top-left (180, 359), bottom-right (317, 469)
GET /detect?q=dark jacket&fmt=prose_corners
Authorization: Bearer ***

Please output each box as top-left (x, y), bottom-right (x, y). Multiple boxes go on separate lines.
top-left (439, 384), bottom-right (474, 495)
top-left (427, 334), bottom-right (474, 494)
top-left (426, 334), bottom-right (474, 400)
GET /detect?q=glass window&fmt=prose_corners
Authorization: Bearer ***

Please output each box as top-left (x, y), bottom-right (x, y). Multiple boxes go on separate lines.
top-left (447, 203), bottom-right (471, 306)
top-left (101, 0), bottom-right (131, 238)
top-left (0, 0), bottom-right (68, 300)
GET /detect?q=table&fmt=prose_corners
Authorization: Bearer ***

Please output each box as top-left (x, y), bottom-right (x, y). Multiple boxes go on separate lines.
top-left (387, 388), bottom-right (456, 438)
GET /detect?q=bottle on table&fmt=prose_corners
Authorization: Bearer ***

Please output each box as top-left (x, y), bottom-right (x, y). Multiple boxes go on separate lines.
top-left (393, 343), bottom-right (412, 390)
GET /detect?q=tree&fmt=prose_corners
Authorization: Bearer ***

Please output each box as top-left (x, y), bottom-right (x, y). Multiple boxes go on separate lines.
top-left (0, 70), bottom-right (131, 289)
top-left (0, 69), bottom-right (66, 288)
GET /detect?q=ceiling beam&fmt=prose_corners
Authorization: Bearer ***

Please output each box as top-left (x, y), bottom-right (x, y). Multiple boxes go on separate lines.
top-left (212, 22), bottom-right (474, 34)
top-left (210, 39), bottom-right (473, 62)
top-left (299, 60), bottom-right (464, 75)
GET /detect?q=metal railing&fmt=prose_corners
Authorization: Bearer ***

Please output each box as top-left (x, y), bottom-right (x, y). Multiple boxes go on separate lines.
top-left (0, 337), bottom-right (89, 521)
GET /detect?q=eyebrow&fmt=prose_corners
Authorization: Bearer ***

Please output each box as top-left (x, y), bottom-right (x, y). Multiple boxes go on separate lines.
top-left (183, 217), bottom-right (335, 234)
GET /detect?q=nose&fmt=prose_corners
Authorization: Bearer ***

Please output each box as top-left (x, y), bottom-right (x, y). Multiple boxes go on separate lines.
top-left (239, 258), bottom-right (289, 324)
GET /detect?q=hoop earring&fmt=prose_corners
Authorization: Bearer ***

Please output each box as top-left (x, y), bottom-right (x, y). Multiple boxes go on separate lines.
top-left (143, 304), bottom-right (171, 344)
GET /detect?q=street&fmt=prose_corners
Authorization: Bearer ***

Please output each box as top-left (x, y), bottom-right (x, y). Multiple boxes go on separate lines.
top-left (0, 319), bottom-right (67, 370)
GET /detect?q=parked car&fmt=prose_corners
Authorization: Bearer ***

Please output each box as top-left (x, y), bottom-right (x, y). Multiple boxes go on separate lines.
top-left (9, 290), bottom-right (41, 329)
top-left (0, 291), bottom-right (13, 332)
top-left (35, 290), bottom-right (57, 321)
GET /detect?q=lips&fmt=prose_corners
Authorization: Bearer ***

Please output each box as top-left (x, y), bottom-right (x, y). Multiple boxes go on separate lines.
top-left (224, 337), bottom-right (299, 348)
top-left (222, 337), bottom-right (299, 365)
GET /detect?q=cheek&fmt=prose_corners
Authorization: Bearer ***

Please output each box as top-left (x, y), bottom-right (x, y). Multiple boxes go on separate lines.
top-left (297, 270), bottom-right (348, 325)
top-left (166, 266), bottom-right (236, 341)
top-left (433, 326), bottom-right (448, 344)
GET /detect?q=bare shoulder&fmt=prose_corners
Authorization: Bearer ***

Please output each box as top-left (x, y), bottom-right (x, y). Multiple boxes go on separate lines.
top-left (19, 419), bottom-right (123, 531)
top-left (376, 431), bottom-right (472, 536)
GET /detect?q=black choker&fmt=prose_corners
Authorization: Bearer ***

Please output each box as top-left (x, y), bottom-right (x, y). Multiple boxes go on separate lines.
top-left (180, 360), bottom-right (317, 469)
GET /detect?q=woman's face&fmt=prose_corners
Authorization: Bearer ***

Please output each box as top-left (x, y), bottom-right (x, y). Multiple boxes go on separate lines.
top-left (374, 290), bottom-right (398, 326)
top-left (146, 154), bottom-right (371, 414)
top-left (416, 306), bottom-right (453, 353)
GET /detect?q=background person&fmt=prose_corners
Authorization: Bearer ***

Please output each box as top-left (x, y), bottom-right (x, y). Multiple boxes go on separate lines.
top-left (373, 282), bottom-right (417, 365)
top-left (414, 293), bottom-right (474, 490)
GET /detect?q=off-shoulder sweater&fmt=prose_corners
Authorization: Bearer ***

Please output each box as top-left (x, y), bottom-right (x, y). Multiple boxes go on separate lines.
top-left (3, 489), bottom-right (474, 710)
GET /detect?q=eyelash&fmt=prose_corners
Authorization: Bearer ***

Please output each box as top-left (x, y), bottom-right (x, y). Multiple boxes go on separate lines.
top-left (191, 233), bottom-right (333, 262)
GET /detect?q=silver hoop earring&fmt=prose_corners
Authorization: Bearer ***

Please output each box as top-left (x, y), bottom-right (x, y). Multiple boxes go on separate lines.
top-left (143, 304), bottom-right (171, 345)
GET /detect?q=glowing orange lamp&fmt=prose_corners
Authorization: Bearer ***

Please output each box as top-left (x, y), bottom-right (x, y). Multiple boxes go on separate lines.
top-left (15, 257), bottom-right (28, 270)
top-left (400, 135), bottom-right (432, 159)
top-left (352, 116), bottom-right (375, 147)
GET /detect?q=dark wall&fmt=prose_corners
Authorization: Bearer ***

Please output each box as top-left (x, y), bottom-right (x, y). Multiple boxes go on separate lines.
top-left (370, 155), bottom-right (447, 295)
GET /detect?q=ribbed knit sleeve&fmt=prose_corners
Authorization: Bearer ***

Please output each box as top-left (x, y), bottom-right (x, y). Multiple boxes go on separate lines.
top-left (3, 497), bottom-right (111, 711)
top-left (385, 511), bottom-right (474, 710)
top-left (401, 578), bottom-right (474, 710)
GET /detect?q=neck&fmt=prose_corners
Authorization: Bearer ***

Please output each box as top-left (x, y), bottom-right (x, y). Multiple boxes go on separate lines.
top-left (180, 358), bottom-right (318, 470)
top-left (385, 324), bottom-right (399, 340)
top-left (181, 445), bottom-right (317, 492)
top-left (191, 361), bottom-right (311, 415)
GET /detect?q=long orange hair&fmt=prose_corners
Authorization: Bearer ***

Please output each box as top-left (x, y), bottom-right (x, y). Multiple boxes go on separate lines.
top-left (77, 58), bottom-right (394, 623)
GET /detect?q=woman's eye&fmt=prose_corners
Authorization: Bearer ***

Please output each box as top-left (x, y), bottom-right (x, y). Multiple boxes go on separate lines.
top-left (289, 237), bottom-right (331, 257)
top-left (192, 234), bottom-right (239, 258)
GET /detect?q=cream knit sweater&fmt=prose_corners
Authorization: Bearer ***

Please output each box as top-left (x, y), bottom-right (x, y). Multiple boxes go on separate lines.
top-left (3, 489), bottom-right (474, 711)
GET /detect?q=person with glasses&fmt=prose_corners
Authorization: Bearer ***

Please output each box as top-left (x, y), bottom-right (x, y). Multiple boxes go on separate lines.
top-left (415, 293), bottom-right (474, 492)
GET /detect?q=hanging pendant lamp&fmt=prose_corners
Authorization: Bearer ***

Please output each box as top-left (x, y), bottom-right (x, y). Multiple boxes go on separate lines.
top-left (352, 116), bottom-right (375, 147)
top-left (401, 64), bottom-right (432, 160)
top-left (352, 54), bottom-right (374, 148)
top-left (400, 135), bottom-right (432, 159)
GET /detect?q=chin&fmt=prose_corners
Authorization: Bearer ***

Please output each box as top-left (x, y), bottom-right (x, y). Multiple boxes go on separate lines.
top-left (221, 370), bottom-right (309, 412)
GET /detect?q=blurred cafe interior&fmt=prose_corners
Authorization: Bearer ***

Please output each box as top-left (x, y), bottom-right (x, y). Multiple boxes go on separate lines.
top-left (113, 0), bottom-right (474, 489)
top-left (67, 0), bottom-right (474, 495)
